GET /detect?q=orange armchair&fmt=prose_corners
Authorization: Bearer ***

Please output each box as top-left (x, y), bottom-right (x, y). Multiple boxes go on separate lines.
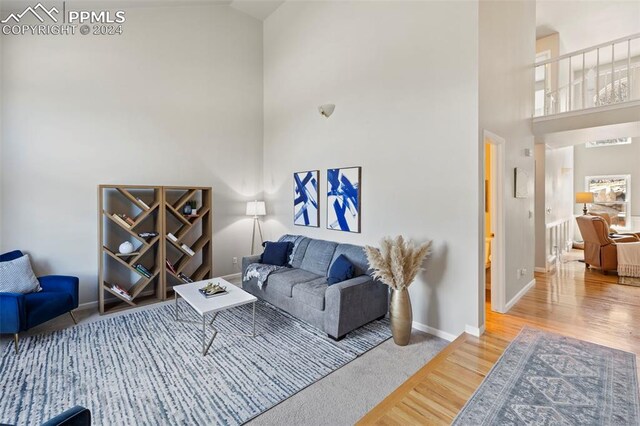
top-left (576, 215), bottom-right (639, 274)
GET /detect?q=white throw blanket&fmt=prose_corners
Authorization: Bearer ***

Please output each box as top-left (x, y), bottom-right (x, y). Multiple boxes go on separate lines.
top-left (617, 242), bottom-right (640, 278)
top-left (243, 263), bottom-right (284, 289)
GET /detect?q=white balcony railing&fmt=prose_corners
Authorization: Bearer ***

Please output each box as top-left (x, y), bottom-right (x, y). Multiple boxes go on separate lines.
top-left (534, 33), bottom-right (640, 117)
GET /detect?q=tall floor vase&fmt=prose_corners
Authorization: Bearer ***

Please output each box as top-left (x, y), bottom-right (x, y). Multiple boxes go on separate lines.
top-left (389, 288), bottom-right (412, 346)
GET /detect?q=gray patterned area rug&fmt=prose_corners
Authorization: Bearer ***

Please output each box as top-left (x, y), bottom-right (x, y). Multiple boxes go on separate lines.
top-left (0, 301), bottom-right (391, 425)
top-left (453, 327), bottom-right (640, 425)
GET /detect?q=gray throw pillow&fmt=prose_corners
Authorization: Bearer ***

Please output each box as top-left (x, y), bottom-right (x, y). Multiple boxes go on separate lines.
top-left (0, 254), bottom-right (42, 294)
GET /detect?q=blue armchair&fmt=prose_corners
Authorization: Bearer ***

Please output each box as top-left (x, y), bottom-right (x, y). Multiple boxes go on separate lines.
top-left (0, 250), bottom-right (79, 353)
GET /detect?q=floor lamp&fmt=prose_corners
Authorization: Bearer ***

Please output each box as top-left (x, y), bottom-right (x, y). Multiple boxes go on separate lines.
top-left (246, 201), bottom-right (266, 255)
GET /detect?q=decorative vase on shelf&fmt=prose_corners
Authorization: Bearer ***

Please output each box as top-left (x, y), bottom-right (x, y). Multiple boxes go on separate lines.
top-left (118, 241), bottom-right (134, 254)
top-left (365, 235), bottom-right (431, 347)
top-left (390, 288), bottom-right (412, 346)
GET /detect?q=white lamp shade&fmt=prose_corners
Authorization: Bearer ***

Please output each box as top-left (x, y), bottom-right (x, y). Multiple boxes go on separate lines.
top-left (246, 201), bottom-right (266, 216)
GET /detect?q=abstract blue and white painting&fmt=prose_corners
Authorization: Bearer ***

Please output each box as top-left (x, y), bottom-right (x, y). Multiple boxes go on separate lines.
top-left (327, 167), bottom-right (361, 233)
top-left (294, 170), bottom-right (319, 227)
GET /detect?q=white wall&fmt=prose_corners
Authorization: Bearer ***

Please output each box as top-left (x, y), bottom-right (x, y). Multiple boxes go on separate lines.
top-left (534, 144), bottom-right (546, 269)
top-left (545, 146), bottom-right (574, 223)
top-left (0, 2), bottom-right (3, 252)
top-left (263, 1), bottom-right (481, 337)
top-left (479, 1), bottom-right (536, 305)
top-left (1, 5), bottom-right (264, 303)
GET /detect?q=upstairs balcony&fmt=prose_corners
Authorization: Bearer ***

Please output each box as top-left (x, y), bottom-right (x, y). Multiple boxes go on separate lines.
top-left (534, 33), bottom-right (640, 118)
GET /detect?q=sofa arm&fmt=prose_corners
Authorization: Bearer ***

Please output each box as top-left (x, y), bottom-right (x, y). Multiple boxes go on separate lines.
top-left (0, 292), bottom-right (26, 333)
top-left (38, 275), bottom-right (79, 309)
top-left (324, 275), bottom-right (389, 339)
top-left (242, 255), bottom-right (262, 279)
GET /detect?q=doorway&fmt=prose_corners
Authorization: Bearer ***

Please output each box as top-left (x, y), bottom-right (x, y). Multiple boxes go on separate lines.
top-left (484, 130), bottom-right (506, 313)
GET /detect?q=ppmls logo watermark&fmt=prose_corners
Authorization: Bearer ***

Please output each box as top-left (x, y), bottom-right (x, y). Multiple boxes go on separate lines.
top-left (1, 2), bottom-right (126, 36)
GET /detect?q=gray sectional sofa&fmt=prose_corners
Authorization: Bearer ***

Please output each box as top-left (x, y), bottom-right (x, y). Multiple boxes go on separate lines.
top-left (242, 234), bottom-right (389, 340)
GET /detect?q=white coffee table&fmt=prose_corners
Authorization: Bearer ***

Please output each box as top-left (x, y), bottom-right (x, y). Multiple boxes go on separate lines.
top-left (173, 278), bottom-right (257, 355)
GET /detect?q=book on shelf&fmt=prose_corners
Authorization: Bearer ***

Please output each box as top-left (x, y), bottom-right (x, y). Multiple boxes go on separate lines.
top-left (111, 214), bottom-right (131, 229)
top-left (121, 214), bottom-right (135, 226)
top-left (178, 273), bottom-right (193, 283)
top-left (133, 264), bottom-right (152, 278)
top-left (110, 283), bottom-right (132, 300)
top-left (136, 198), bottom-right (150, 210)
top-left (167, 233), bottom-right (178, 242)
top-left (165, 259), bottom-right (177, 275)
top-left (181, 244), bottom-right (195, 256)
top-left (116, 252), bottom-right (140, 257)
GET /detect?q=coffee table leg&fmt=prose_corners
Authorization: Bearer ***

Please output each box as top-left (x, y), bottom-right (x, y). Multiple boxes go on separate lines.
top-left (252, 302), bottom-right (256, 337)
top-left (202, 314), bottom-right (206, 355)
top-left (202, 312), bottom-right (219, 356)
top-left (175, 292), bottom-right (179, 321)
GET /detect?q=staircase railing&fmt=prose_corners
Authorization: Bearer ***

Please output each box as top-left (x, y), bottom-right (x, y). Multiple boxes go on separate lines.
top-left (534, 33), bottom-right (640, 117)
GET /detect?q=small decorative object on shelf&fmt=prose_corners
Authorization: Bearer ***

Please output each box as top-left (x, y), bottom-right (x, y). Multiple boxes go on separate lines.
top-left (198, 281), bottom-right (227, 298)
top-left (167, 233), bottom-right (178, 242)
top-left (182, 203), bottom-right (192, 215)
top-left (365, 235), bottom-right (431, 346)
top-left (138, 232), bottom-right (158, 238)
top-left (118, 241), bottom-right (135, 254)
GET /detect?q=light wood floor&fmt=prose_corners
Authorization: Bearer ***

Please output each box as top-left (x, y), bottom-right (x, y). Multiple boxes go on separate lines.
top-left (358, 251), bottom-right (640, 425)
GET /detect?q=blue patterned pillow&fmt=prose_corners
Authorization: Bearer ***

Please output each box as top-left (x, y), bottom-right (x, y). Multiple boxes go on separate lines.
top-left (0, 254), bottom-right (42, 293)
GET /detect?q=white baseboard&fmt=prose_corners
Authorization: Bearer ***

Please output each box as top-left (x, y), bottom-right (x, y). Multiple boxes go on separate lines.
top-left (505, 278), bottom-right (536, 312)
top-left (78, 300), bottom-right (98, 311)
top-left (465, 324), bottom-right (485, 337)
top-left (221, 272), bottom-right (242, 281)
top-left (534, 267), bottom-right (546, 273)
top-left (412, 320), bottom-right (457, 342)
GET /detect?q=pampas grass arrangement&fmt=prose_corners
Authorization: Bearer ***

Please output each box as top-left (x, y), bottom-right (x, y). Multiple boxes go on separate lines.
top-left (365, 236), bottom-right (431, 290)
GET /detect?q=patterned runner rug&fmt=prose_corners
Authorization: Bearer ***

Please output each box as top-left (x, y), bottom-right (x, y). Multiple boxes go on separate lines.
top-left (619, 276), bottom-right (640, 287)
top-left (0, 301), bottom-right (391, 425)
top-left (453, 327), bottom-right (639, 425)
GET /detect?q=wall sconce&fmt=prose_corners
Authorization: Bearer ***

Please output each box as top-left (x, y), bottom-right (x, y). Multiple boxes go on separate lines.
top-left (318, 104), bottom-right (335, 118)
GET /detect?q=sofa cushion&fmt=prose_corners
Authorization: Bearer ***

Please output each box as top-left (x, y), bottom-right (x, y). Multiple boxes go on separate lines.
top-left (261, 241), bottom-right (293, 266)
top-left (327, 254), bottom-right (355, 285)
top-left (279, 235), bottom-right (311, 269)
top-left (267, 268), bottom-right (322, 297)
top-left (24, 291), bottom-right (73, 329)
top-left (332, 244), bottom-right (370, 277)
top-left (0, 254), bottom-right (42, 294)
top-left (292, 278), bottom-right (328, 311)
top-left (299, 240), bottom-right (338, 276)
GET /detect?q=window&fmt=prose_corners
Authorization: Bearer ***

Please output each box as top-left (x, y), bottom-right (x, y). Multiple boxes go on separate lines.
top-left (585, 137), bottom-right (632, 148)
top-left (585, 175), bottom-right (631, 229)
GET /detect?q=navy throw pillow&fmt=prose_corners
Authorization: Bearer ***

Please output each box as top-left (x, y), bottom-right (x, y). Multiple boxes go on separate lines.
top-left (261, 241), bottom-right (293, 266)
top-left (327, 254), bottom-right (355, 285)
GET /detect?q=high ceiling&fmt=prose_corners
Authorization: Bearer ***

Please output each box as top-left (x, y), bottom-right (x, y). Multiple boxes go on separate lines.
top-left (537, 0), bottom-right (640, 55)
